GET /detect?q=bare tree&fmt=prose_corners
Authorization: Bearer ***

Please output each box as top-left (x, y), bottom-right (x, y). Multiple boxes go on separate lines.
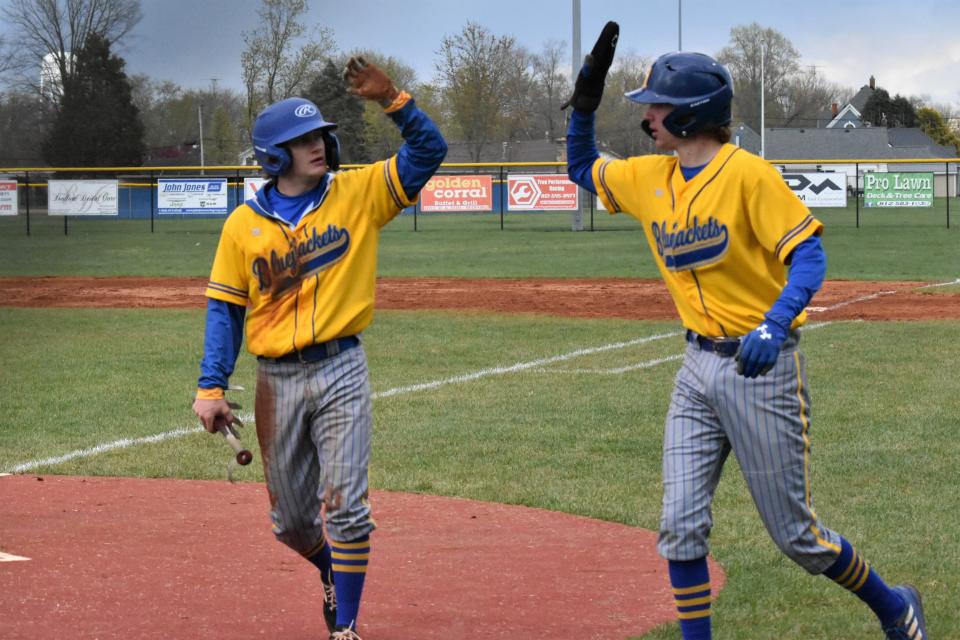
top-left (595, 52), bottom-right (655, 158)
top-left (0, 35), bottom-right (18, 79)
top-left (240, 0), bottom-right (335, 134)
top-left (434, 22), bottom-right (529, 161)
top-left (530, 39), bottom-right (570, 142)
top-left (717, 23), bottom-right (800, 132)
top-left (2, 0), bottom-right (141, 97)
top-left (779, 67), bottom-right (850, 128)
top-left (132, 75), bottom-right (244, 165)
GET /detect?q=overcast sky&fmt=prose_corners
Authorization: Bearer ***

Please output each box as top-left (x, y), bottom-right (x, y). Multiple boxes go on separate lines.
top-left (5, 0), bottom-right (960, 106)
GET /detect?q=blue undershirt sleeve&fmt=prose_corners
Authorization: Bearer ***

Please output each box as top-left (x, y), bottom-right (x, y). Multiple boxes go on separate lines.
top-left (566, 110), bottom-right (600, 194)
top-left (198, 298), bottom-right (246, 390)
top-left (391, 99), bottom-right (448, 198)
top-left (765, 235), bottom-right (826, 330)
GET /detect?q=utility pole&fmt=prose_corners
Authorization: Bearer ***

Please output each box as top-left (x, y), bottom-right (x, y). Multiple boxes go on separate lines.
top-left (198, 103), bottom-right (205, 173)
top-left (570, 0), bottom-right (584, 231)
top-left (760, 39), bottom-right (766, 159)
top-left (678, 0), bottom-right (682, 51)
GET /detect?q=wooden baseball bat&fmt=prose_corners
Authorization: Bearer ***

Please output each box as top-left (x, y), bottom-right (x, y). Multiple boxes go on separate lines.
top-left (219, 422), bottom-right (253, 466)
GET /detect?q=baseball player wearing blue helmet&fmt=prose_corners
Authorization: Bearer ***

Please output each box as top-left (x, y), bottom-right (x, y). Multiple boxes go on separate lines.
top-left (565, 22), bottom-right (927, 640)
top-left (194, 57), bottom-right (447, 640)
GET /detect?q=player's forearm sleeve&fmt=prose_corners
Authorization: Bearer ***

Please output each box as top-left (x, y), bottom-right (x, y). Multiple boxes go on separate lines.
top-left (766, 235), bottom-right (826, 329)
top-left (566, 110), bottom-right (599, 194)
top-left (197, 298), bottom-right (246, 390)
top-left (391, 99), bottom-right (448, 198)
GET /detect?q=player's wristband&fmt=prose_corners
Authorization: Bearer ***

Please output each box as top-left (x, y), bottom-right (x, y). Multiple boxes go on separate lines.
top-left (383, 90), bottom-right (411, 113)
top-left (196, 387), bottom-right (225, 400)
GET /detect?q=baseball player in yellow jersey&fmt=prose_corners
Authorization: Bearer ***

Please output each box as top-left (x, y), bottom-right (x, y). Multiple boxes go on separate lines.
top-left (192, 57), bottom-right (447, 640)
top-left (565, 23), bottom-right (927, 640)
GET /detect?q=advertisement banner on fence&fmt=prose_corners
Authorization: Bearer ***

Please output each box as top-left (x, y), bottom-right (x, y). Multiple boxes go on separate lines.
top-left (864, 172), bottom-right (933, 207)
top-left (781, 172), bottom-right (847, 207)
top-left (243, 177), bottom-right (267, 201)
top-left (158, 178), bottom-right (229, 214)
top-left (0, 180), bottom-right (17, 216)
top-left (48, 180), bottom-right (119, 216)
top-left (420, 175), bottom-right (493, 211)
top-left (507, 174), bottom-right (579, 210)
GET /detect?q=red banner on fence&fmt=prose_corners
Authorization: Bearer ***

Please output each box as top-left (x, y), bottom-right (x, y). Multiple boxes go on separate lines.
top-left (421, 175), bottom-right (493, 212)
top-left (507, 174), bottom-right (579, 210)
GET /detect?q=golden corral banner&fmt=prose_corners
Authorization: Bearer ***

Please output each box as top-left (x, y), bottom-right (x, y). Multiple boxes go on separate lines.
top-left (507, 174), bottom-right (579, 210)
top-left (0, 180), bottom-right (17, 216)
top-left (421, 175), bottom-right (492, 211)
top-left (48, 180), bottom-right (119, 216)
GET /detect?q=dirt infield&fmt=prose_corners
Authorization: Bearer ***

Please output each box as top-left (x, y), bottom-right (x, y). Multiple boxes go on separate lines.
top-left (1, 275), bottom-right (959, 320)
top-left (0, 475), bottom-right (724, 639)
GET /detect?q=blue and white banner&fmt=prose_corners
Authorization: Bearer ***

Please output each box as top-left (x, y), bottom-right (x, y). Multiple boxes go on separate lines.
top-left (158, 178), bottom-right (229, 214)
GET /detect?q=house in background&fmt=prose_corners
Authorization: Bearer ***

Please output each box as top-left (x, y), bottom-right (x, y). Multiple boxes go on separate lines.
top-left (821, 76), bottom-right (878, 129)
top-left (725, 74), bottom-right (957, 196)
top-left (764, 126), bottom-right (957, 196)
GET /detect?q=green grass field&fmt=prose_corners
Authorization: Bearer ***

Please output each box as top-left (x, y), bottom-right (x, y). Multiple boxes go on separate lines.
top-left (1, 203), bottom-right (958, 638)
top-left (1, 199), bottom-right (958, 279)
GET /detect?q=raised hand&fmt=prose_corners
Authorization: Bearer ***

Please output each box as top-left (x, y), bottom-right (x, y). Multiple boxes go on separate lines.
top-left (343, 56), bottom-right (400, 107)
top-left (561, 21), bottom-right (619, 113)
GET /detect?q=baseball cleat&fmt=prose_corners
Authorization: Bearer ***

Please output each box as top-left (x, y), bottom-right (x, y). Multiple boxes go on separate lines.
top-left (329, 625), bottom-right (362, 640)
top-left (883, 584), bottom-right (927, 639)
top-left (321, 580), bottom-right (337, 633)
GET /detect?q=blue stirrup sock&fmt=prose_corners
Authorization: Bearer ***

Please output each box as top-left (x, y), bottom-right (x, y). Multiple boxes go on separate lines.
top-left (668, 558), bottom-right (712, 640)
top-left (306, 539), bottom-right (334, 585)
top-left (822, 537), bottom-right (906, 627)
top-left (329, 535), bottom-right (371, 629)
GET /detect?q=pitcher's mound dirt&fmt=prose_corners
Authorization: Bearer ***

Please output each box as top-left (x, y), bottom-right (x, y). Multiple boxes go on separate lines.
top-left (0, 474), bottom-right (724, 639)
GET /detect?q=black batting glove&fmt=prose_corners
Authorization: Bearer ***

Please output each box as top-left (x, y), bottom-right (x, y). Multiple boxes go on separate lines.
top-left (561, 21), bottom-right (619, 113)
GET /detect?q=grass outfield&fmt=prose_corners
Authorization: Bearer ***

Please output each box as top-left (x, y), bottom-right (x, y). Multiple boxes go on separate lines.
top-left (1, 196), bottom-right (957, 637)
top-left (0, 308), bottom-right (958, 637)
top-left (0, 200), bottom-right (957, 279)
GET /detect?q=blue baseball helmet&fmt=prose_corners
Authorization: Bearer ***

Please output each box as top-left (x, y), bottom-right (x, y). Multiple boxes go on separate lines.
top-left (625, 52), bottom-right (733, 138)
top-left (252, 97), bottom-right (339, 175)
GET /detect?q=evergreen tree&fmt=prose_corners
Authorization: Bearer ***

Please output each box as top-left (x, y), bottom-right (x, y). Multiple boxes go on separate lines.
top-left (304, 59), bottom-right (369, 164)
top-left (42, 33), bottom-right (145, 167)
top-left (862, 87), bottom-right (918, 128)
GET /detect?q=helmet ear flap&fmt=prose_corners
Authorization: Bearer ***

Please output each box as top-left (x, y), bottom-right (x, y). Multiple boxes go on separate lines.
top-left (270, 146), bottom-right (293, 175)
top-left (323, 131), bottom-right (340, 171)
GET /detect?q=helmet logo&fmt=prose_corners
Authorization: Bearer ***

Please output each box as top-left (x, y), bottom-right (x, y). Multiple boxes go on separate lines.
top-left (294, 104), bottom-right (318, 118)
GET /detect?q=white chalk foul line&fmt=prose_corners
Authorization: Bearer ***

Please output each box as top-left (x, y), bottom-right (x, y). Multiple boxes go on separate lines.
top-left (0, 552), bottom-right (31, 562)
top-left (808, 291), bottom-right (897, 313)
top-left (6, 420), bottom-right (250, 474)
top-left (537, 354), bottom-right (685, 374)
top-left (4, 321), bottom-right (852, 471)
top-left (809, 278), bottom-right (959, 312)
top-left (5, 333), bottom-right (683, 473)
top-left (538, 320), bottom-right (838, 375)
top-left (917, 277), bottom-right (960, 289)
top-left (373, 330), bottom-right (684, 398)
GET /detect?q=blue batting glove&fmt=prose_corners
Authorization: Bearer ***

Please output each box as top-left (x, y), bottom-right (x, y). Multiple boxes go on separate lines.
top-left (735, 318), bottom-right (788, 378)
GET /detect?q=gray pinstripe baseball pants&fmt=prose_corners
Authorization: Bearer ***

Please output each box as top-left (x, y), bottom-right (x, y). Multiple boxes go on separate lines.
top-left (658, 332), bottom-right (842, 574)
top-left (254, 342), bottom-right (375, 554)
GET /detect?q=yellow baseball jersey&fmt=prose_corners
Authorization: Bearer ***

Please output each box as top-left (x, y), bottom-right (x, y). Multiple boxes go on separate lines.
top-left (205, 157), bottom-right (415, 357)
top-left (593, 144), bottom-right (823, 337)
